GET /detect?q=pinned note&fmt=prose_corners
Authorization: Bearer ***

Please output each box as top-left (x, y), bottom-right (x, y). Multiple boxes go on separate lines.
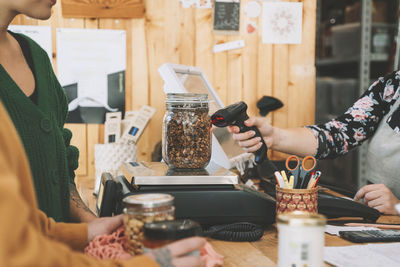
top-left (262, 2), bottom-right (303, 44)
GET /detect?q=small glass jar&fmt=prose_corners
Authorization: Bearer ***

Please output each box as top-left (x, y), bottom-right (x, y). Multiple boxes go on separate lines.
top-left (143, 219), bottom-right (202, 251)
top-left (123, 194), bottom-right (175, 255)
top-left (162, 93), bottom-right (212, 170)
top-left (277, 212), bottom-right (326, 267)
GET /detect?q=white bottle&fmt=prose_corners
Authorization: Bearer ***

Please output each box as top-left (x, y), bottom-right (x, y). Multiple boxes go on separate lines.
top-left (277, 212), bottom-right (326, 267)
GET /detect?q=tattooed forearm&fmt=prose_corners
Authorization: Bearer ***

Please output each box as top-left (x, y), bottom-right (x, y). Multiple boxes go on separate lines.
top-left (151, 247), bottom-right (174, 267)
top-left (69, 184), bottom-right (96, 215)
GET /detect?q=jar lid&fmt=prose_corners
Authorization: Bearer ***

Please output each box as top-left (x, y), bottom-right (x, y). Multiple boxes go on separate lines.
top-left (123, 193), bottom-right (174, 209)
top-left (144, 219), bottom-right (202, 240)
top-left (277, 211), bottom-right (327, 227)
top-left (165, 93), bottom-right (208, 104)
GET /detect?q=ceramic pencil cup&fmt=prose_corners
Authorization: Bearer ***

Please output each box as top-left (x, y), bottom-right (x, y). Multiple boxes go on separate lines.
top-left (276, 186), bottom-right (319, 216)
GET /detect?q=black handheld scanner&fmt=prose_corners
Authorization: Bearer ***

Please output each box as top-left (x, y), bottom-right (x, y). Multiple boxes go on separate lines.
top-left (211, 101), bottom-right (268, 164)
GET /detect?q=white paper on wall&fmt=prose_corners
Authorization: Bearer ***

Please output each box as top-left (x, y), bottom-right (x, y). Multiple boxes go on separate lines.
top-left (56, 28), bottom-right (126, 123)
top-left (180, 0), bottom-right (197, 8)
top-left (262, 2), bottom-right (303, 44)
top-left (180, 0), bottom-right (212, 8)
top-left (8, 25), bottom-right (53, 61)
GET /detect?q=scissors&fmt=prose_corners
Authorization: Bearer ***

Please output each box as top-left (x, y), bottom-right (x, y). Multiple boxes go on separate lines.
top-left (285, 155), bottom-right (317, 189)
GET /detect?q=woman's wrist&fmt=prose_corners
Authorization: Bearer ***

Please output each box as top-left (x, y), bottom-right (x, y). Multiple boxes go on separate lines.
top-left (270, 126), bottom-right (283, 152)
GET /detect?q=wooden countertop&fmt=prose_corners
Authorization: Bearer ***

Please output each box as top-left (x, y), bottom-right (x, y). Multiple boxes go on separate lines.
top-left (76, 177), bottom-right (400, 267)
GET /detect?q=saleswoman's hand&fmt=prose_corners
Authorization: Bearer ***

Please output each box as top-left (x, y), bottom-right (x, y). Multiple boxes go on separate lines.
top-left (354, 184), bottom-right (400, 215)
top-left (148, 237), bottom-right (206, 267)
top-left (228, 117), bottom-right (274, 152)
top-left (87, 214), bottom-right (124, 243)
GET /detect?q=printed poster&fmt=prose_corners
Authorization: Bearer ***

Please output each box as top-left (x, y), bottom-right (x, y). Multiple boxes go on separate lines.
top-left (57, 28), bottom-right (126, 124)
top-left (262, 2), bottom-right (303, 44)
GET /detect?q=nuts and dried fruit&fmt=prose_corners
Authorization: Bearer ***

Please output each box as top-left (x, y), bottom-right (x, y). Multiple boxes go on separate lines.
top-left (162, 94), bottom-right (211, 169)
top-left (123, 194), bottom-right (175, 255)
top-left (124, 212), bottom-right (174, 255)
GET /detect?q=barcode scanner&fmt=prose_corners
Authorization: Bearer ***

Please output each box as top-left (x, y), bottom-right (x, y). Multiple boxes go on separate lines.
top-left (211, 101), bottom-right (268, 164)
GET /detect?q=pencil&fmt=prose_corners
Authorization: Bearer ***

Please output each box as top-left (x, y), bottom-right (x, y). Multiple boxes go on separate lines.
top-left (281, 171), bottom-right (289, 187)
top-left (289, 175), bottom-right (294, 189)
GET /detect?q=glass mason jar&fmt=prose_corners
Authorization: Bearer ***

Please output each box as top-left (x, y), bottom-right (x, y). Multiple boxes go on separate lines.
top-left (123, 194), bottom-right (175, 255)
top-left (162, 93), bottom-right (212, 169)
top-left (143, 219), bottom-right (202, 251)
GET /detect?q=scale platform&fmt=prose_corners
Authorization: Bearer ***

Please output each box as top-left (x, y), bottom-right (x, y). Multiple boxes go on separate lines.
top-left (121, 161), bottom-right (239, 186)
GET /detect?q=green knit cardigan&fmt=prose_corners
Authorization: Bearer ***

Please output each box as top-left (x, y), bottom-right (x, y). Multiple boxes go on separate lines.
top-left (0, 33), bottom-right (79, 222)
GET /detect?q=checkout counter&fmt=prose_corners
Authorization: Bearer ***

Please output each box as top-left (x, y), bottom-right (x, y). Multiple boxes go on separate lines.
top-left (77, 172), bottom-right (400, 266)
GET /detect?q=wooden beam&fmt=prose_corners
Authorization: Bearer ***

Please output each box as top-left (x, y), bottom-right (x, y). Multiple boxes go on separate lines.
top-left (61, 0), bottom-right (144, 19)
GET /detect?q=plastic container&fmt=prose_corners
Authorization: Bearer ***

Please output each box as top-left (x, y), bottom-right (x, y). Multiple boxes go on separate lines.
top-left (331, 22), bottom-right (393, 58)
top-left (143, 219), bottom-right (202, 251)
top-left (123, 194), bottom-right (175, 255)
top-left (162, 93), bottom-right (212, 169)
top-left (277, 212), bottom-right (326, 267)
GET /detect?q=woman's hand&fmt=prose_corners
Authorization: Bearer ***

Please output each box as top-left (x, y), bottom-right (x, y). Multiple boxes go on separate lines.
top-left (87, 214), bottom-right (124, 243)
top-left (228, 117), bottom-right (274, 153)
top-left (354, 184), bottom-right (400, 215)
top-left (148, 237), bottom-right (206, 267)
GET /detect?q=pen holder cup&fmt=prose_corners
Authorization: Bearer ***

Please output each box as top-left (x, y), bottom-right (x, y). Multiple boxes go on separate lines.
top-left (276, 186), bottom-right (319, 216)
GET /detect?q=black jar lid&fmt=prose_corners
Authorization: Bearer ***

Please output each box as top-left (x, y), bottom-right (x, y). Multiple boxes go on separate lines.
top-left (144, 219), bottom-right (202, 240)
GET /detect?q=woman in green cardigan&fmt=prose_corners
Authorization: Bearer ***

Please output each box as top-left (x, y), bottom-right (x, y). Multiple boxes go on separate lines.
top-left (0, 2), bottom-right (95, 222)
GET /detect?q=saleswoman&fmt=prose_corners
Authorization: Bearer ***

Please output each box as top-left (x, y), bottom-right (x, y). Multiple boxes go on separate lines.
top-left (0, 0), bottom-right (95, 222)
top-left (230, 71), bottom-right (400, 215)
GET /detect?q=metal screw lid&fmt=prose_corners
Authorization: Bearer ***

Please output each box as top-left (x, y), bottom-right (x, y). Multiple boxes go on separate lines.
top-left (123, 193), bottom-right (174, 209)
top-left (277, 211), bottom-right (327, 227)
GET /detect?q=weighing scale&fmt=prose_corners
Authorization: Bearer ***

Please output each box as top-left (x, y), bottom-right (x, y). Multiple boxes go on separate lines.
top-left (97, 161), bottom-right (381, 224)
top-left (98, 162), bottom-right (277, 226)
top-left (121, 161), bottom-right (239, 186)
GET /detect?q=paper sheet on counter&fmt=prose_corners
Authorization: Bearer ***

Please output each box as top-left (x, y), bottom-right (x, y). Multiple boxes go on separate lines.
top-left (325, 225), bottom-right (378, 236)
top-left (324, 243), bottom-right (400, 267)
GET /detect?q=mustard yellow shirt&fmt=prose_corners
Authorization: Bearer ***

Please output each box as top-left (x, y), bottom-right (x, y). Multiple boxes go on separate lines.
top-left (0, 101), bottom-right (159, 267)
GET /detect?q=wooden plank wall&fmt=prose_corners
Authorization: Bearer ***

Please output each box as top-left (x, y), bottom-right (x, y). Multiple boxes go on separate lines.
top-left (12, 0), bottom-right (316, 181)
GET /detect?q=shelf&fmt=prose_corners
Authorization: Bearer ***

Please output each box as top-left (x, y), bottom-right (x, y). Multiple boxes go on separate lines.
top-left (316, 53), bottom-right (389, 67)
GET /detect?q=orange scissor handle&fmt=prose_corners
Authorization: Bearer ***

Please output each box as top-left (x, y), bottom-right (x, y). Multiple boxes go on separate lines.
top-left (301, 156), bottom-right (317, 171)
top-left (285, 155), bottom-right (300, 171)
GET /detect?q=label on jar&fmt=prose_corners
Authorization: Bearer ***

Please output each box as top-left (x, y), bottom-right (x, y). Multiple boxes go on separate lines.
top-left (277, 224), bottom-right (324, 267)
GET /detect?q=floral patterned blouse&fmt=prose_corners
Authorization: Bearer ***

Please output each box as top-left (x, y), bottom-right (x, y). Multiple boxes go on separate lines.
top-left (307, 70), bottom-right (400, 159)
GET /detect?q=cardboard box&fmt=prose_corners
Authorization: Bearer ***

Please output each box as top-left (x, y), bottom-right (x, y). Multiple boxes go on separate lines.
top-left (345, 1), bottom-right (387, 23)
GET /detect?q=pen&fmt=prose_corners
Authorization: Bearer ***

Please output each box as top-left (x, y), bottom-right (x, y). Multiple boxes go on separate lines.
top-left (312, 176), bottom-right (320, 188)
top-left (344, 223), bottom-right (400, 230)
top-left (307, 177), bottom-right (316, 189)
top-left (274, 172), bottom-right (281, 187)
top-left (274, 171), bottom-right (287, 188)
